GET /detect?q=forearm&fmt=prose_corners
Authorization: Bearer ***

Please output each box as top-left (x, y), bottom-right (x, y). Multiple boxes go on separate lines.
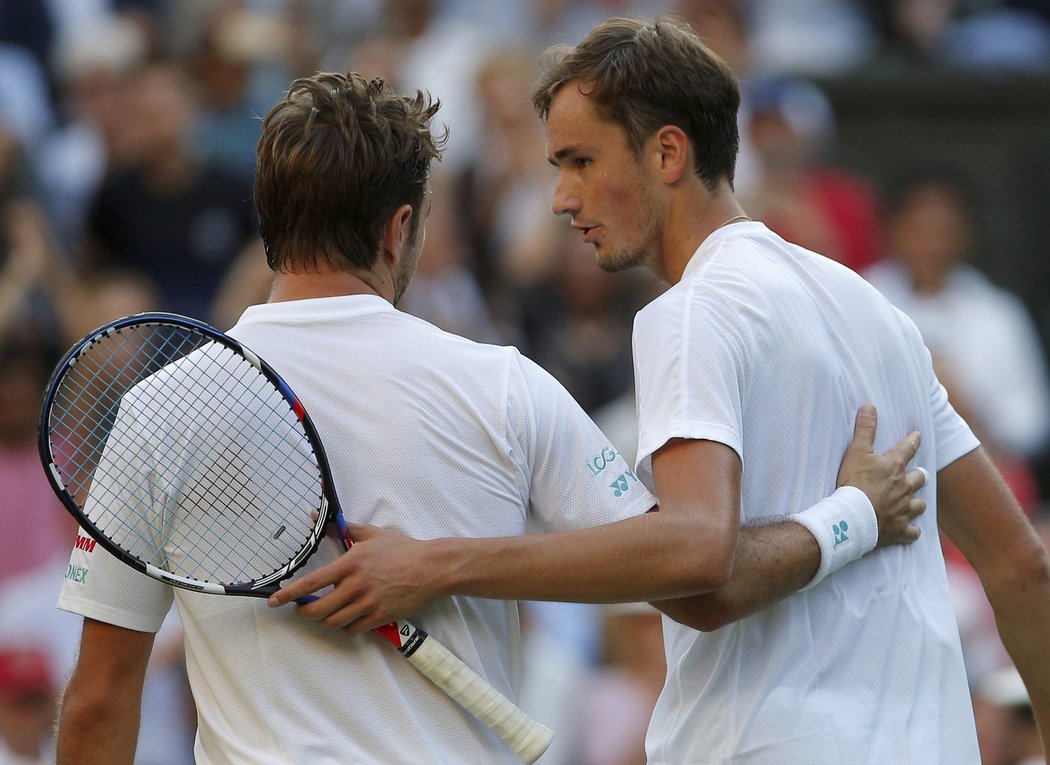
top-left (939, 448), bottom-right (1050, 755)
top-left (428, 509), bottom-right (733, 604)
top-left (57, 673), bottom-right (144, 765)
top-left (437, 467), bottom-right (880, 613)
top-left (57, 619), bottom-right (154, 765)
top-left (978, 540), bottom-right (1050, 757)
top-left (654, 482), bottom-right (887, 631)
top-left (990, 589), bottom-right (1050, 757)
top-left (653, 519), bottom-right (819, 631)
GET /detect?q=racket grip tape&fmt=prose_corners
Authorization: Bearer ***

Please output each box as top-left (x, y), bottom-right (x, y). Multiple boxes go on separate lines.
top-left (403, 633), bottom-right (554, 763)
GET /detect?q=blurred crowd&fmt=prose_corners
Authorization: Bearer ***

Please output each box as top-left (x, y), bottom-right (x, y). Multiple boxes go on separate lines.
top-left (0, 1), bottom-right (1049, 763)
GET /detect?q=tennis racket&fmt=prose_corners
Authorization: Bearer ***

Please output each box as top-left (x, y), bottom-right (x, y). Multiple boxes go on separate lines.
top-left (38, 312), bottom-right (553, 764)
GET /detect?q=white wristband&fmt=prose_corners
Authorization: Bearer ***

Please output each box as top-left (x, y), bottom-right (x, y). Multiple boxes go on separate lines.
top-left (789, 486), bottom-right (878, 590)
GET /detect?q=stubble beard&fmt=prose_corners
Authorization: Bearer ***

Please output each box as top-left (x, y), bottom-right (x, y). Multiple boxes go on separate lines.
top-left (391, 256), bottom-right (416, 307)
top-left (391, 222), bottom-right (424, 307)
top-left (594, 201), bottom-right (658, 275)
top-left (595, 245), bottom-right (646, 274)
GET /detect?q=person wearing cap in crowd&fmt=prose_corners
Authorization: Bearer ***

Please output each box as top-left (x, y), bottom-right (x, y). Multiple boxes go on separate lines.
top-left (0, 645), bottom-right (57, 765)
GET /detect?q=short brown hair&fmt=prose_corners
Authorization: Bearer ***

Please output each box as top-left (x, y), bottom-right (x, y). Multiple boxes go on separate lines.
top-left (531, 17), bottom-right (740, 191)
top-left (254, 72), bottom-right (444, 272)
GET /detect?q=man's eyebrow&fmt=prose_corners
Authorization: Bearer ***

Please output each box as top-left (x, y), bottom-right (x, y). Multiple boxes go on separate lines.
top-left (548, 145), bottom-right (582, 166)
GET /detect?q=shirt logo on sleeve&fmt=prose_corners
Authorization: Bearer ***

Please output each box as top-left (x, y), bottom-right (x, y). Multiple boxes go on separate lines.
top-left (74, 535), bottom-right (97, 553)
top-left (586, 447), bottom-right (619, 477)
top-left (610, 468), bottom-right (638, 498)
top-left (65, 564), bottom-right (89, 584)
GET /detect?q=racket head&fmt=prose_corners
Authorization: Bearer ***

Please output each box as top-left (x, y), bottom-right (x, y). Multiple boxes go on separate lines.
top-left (39, 312), bottom-right (342, 597)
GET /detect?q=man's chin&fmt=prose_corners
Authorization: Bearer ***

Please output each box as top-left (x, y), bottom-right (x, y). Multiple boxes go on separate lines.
top-left (596, 248), bottom-right (643, 274)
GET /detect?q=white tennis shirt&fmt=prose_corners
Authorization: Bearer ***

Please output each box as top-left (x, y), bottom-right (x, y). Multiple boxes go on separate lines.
top-left (58, 295), bottom-right (656, 765)
top-left (635, 223), bottom-right (981, 765)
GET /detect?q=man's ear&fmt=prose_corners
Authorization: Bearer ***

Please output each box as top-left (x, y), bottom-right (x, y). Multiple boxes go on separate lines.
top-left (655, 125), bottom-right (690, 184)
top-left (381, 204), bottom-right (415, 264)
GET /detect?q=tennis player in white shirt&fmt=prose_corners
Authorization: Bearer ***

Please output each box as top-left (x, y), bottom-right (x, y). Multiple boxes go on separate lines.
top-left (277, 18), bottom-right (1050, 765)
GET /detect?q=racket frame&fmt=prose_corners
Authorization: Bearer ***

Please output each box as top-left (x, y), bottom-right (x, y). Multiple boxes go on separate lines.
top-left (38, 311), bottom-right (335, 598)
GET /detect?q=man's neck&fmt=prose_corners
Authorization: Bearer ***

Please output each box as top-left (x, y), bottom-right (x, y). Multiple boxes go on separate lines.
top-left (268, 267), bottom-right (390, 304)
top-left (660, 184), bottom-right (748, 284)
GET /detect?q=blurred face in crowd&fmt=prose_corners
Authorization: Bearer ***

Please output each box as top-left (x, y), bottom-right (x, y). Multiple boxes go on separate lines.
top-left (889, 181), bottom-right (971, 293)
top-left (126, 64), bottom-right (197, 165)
top-left (546, 84), bottom-right (667, 278)
top-left (0, 648), bottom-right (56, 759)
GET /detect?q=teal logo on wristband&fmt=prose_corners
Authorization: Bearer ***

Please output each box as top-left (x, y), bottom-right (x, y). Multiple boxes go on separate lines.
top-left (833, 520), bottom-right (850, 547)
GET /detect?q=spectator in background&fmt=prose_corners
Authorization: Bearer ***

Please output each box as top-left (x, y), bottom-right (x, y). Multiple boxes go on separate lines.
top-left (189, 1), bottom-right (298, 184)
top-left (864, 169), bottom-right (1050, 470)
top-left (0, 645), bottom-right (57, 765)
top-left (82, 60), bottom-right (259, 324)
top-left (738, 75), bottom-right (883, 273)
top-left (516, 601), bottom-right (591, 765)
top-left (867, 0), bottom-right (1050, 73)
top-left (0, 42), bottom-right (54, 164)
top-left (36, 12), bottom-right (147, 257)
top-left (972, 664), bottom-right (1046, 765)
top-left (521, 225), bottom-right (642, 414)
top-left (574, 603), bottom-right (665, 765)
top-left (456, 48), bottom-right (563, 333)
top-left (59, 268), bottom-right (161, 348)
top-left (0, 329), bottom-right (77, 585)
top-left (0, 125), bottom-right (67, 337)
top-left (0, 126), bottom-right (75, 585)
top-left (371, 0), bottom-right (498, 174)
top-left (745, 0), bottom-right (878, 76)
top-left (0, 559), bottom-right (196, 765)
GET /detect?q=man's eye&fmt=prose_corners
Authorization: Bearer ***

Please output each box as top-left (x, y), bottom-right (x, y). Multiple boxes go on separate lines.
top-left (575, 158), bottom-right (592, 169)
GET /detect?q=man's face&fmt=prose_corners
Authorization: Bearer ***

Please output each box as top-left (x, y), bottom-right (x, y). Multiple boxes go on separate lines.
top-left (890, 184), bottom-right (969, 290)
top-left (545, 84), bottom-right (665, 275)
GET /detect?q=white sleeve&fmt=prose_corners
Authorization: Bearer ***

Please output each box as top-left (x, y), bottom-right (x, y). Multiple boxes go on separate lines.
top-left (55, 396), bottom-right (174, 633)
top-left (632, 286), bottom-right (747, 492)
top-left (506, 352), bottom-right (656, 533)
top-left (56, 529), bottom-right (173, 633)
top-left (902, 317), bottom-right (981, 470)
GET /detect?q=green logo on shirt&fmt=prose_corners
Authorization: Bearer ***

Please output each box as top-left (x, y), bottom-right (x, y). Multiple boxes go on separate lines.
top-left (587, 447), bottom-right (619, 477)
top-left (66, 564), bottom-right (89, 584)
top-left (610, 468), bottom-right (638, 497)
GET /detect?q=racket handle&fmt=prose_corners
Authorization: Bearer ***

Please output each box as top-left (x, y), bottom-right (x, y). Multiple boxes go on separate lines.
top-left (404, 633), bottom-right (554, 764)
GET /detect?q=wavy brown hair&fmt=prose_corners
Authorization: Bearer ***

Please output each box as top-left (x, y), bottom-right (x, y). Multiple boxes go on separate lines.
top-left (254, 72), bottom-right (444, 272)
top-left (531, 17), bottom-right (740, 191)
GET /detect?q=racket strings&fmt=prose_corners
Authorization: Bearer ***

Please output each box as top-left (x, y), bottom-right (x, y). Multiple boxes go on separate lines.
top-left (51, 326), bottom-right (206, 499)
top-left (47, 322), bottom-right (326, 586)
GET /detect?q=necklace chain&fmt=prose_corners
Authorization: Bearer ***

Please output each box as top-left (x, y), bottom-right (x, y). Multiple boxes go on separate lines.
top-left (719, 214), bottom-right (751, 229)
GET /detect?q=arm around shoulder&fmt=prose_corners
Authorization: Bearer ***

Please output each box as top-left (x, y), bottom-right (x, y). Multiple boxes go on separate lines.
top-left (57, 618), bottom-right (156, 765)
top-left (655, 406), bottom-right (925, 631)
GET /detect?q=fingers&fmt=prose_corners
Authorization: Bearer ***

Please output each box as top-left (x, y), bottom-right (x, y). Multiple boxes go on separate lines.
top-left (900, 523), bottom-right (922, 543)
top-left (885, 430), bottom-right (922, 468)
top-left (850, 403), bottom-right (878, 452)
top-left (908, 466), bottom-right (929, 492)
top-left (267, 568), bottom-right (339, 607)
top-left (345, 523), bottom-right (378, 541)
